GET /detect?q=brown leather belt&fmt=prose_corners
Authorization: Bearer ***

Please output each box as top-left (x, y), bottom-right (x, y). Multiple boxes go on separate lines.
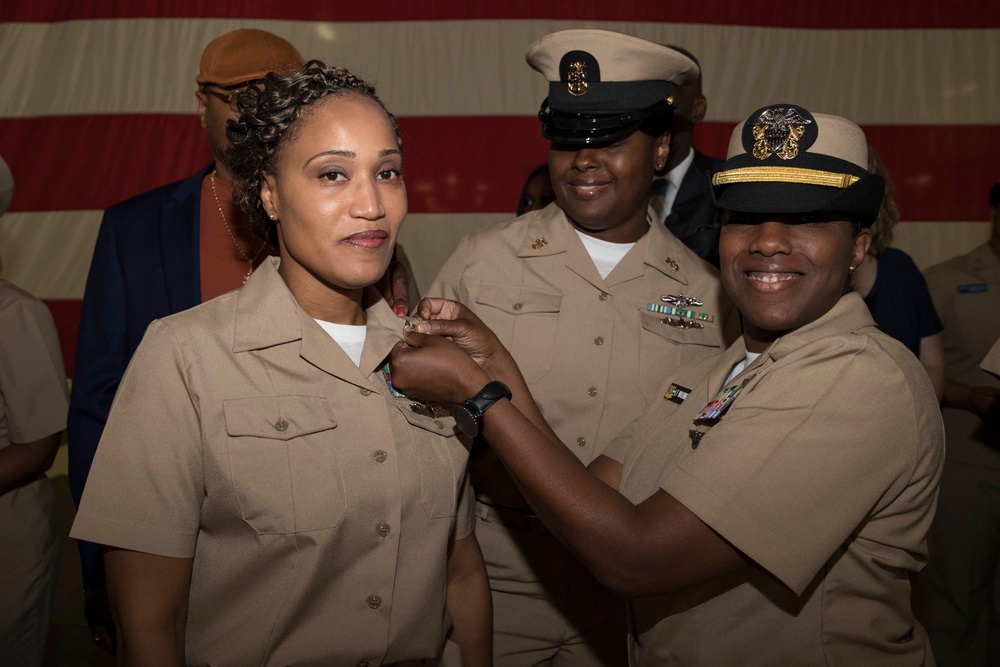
top-left (476, 501), bottom-right (551, 535)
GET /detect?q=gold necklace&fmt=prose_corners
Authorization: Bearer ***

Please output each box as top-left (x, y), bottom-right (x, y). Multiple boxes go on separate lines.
top-left (210, 171), bottom-right (266, 283)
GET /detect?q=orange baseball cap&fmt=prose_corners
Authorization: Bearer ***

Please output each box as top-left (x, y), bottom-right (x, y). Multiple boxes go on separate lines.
top-left (197, 29), bottom-right (304, 87)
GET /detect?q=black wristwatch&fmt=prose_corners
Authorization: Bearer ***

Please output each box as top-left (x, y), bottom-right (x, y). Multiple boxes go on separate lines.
top-left (452, 381), bottom-right (512, 438)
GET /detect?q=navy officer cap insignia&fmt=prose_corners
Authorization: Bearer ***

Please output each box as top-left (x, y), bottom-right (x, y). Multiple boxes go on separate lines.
top-left (711, 103), bottom-right (886, 227)
top-left (526, 29), bottom-right (699, 146)
top-left (750, 106), bottom-right (816, 160)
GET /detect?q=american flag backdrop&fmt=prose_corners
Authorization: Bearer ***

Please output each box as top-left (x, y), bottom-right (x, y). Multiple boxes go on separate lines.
top-left (1, 1), bottom-right (998, 376)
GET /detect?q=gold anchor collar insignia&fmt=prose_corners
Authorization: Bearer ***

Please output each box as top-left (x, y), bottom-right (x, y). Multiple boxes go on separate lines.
top-left (531, 237), bottom-right (548, 250)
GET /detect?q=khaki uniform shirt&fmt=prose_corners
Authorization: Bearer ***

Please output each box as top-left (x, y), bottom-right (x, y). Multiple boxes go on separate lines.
top-left (72, 258), bottom-right (474, 667)
top-left (0, 279), bottom-right (67, 661)
top-left (426, 204), bottom-right (738, 509)
top-left (925, 243), bottom-right (1000, 467)
top-left (604, 294), bottom-right (942, 666)
top-left (0, 278), bottom-right (68, 450)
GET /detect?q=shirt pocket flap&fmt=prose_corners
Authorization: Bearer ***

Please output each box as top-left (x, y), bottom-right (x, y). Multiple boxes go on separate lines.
top-left (639, 310), bottom-right (723, 348)
top-left (224, 396), bottom-right (337, 441)
top-left (476, 282), bottom-right (562, 315)
top-left (395, 399), bottom-right (460, 437)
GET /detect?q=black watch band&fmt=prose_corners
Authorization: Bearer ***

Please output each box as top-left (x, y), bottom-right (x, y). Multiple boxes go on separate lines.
top-left (452, 381), bottom-right (511, 438)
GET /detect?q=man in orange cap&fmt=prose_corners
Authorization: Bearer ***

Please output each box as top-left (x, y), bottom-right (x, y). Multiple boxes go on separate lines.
top-left (67, 28), bottom-right (303, 654)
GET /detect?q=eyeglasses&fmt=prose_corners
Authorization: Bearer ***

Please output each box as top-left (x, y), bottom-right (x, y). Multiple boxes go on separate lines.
top-left (202, 87), bottom-right (240, 110)
top-left (200, 80), bottom-right (264, 111)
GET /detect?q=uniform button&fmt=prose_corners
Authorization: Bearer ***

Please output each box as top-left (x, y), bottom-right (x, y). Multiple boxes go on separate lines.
top-left (377, 522), bottom-right (391, 537)
top-left (513, 303), bottom-right (523, 311)
top-left (359, 388), bottom-right (372, 396)
top-left (367, 594), bottom-right (382, 609)
top-left (433, 419), bottom-right (444, 429)
top-left (598, 292), bottom-right (608, 301)
top-left (576, 437), bottom-right (586, 447)
top-left (587, 387), bottom-right (598, 397)
top-left (594, 336), bottom-right (604, 346)
top-left (373, 450), bottom-right (387, 463)
top-left (274, 418), bottom-right (288, 432)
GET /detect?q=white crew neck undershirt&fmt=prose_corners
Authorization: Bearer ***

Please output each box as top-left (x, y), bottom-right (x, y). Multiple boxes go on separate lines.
top-left (574, 230), bottom-right (637, 280)
top-left (315, 319), bottom-right (367, 367)
top-left (723, 351), bottom-right (762, 386)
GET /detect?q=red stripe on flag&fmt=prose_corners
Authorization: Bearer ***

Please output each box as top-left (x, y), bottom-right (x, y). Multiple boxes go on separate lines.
top-left (2, 1), bottom-right (998, 28)
top-left (3, 115), bottom-right (998, 222)
top-left (43, 299), bottom-right (82, 378)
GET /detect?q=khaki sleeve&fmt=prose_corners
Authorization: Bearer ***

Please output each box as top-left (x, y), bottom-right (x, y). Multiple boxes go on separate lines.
top-left (0, 297), bottom-right (68, 443)
top-left (423, 234), bottom-right (473, 303)
top-left (70, 319), bottom-right (203, 558)
top-left (662, 342), bottom-right (942, 595)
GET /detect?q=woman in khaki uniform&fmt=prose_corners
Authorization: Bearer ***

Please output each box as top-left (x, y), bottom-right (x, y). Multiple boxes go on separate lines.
top-left (393, 104), bottom-right (942, 665)
top-left (423, 30), bottom-right (737, 666)
top-left (0, 156), bottom-right (69, 667)
top-left (71, 61), bottom-right (491, 667)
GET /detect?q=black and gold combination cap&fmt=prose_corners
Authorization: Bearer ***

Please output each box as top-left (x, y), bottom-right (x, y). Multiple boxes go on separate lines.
top-left (526, 29), bottom-right (699, 146)
top-left (712, 104), bottom-right (884, 226)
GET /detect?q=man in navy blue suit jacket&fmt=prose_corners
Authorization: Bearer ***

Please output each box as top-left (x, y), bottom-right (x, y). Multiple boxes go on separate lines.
top-left (650, 46), bottom-right (724, 268)
top-left (67, 28), bottom-right (304, 653)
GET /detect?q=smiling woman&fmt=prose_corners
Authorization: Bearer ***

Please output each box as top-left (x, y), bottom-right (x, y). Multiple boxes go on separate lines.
top-left (390, 102), bottom-right (945, 665)
top-left (419, 29), bottom-right (739, 665)
top-left (69, 61), bottom-right (490, 666)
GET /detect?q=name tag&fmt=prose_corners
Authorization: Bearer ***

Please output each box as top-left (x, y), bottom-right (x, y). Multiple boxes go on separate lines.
top-left (958, 283), bottom-right (988, 294)
top-left (664, 383), bottom-right (691, 404)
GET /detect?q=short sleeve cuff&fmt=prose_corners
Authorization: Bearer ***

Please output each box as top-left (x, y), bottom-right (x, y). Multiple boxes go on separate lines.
top-left (663, 466), bottom-right (817, 595)
top-left (71, 513), bottom-right (198, 559)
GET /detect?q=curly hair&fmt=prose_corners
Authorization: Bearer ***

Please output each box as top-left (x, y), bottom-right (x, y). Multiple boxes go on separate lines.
top-left (226, 60), bottom-right (402, 245)
top-left (866, 144), bottom-right (899, 255)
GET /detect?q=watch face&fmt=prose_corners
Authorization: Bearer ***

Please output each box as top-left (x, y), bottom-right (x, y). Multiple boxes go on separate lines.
top-left (452, 404), bottom-right (480, 438)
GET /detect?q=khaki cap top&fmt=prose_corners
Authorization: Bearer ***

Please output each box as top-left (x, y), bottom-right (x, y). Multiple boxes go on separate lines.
top-left (526, 29), bottom-right (698, 114)
top-left (525, 29), bottom-right (698, 145)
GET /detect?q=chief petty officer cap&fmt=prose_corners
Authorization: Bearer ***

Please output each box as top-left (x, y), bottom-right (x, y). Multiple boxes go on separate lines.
top-left (525, 29), bottom-right (699, 146)
top-left (712, 103), bottom-right (885, 226)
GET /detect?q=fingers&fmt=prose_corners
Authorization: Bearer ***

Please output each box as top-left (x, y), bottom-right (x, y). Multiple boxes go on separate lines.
top-left (390, 261), bottom-right (410, 316)
top-left (412, 318), bottom-right (470, 338)
top-left (415, 297), bottom-right (464, 321)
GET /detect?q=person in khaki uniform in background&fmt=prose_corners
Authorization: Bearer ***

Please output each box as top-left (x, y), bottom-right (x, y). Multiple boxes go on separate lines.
top-left (0, 155), bottom-right (69, 667)
top-left (919, 182), bottom-right (1000, 667)
top-left (71, 61), bottom-right (491, 666)
top-left (393, 103), bottom-right (942, 665)
top-left (424, 30), bottom-right (738, 666)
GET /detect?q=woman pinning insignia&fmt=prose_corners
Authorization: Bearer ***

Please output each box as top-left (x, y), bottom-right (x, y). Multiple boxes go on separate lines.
top-left (392, 102), bottom-right (943, 665)
top-left (421, 29), bottom-right (738, 666)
